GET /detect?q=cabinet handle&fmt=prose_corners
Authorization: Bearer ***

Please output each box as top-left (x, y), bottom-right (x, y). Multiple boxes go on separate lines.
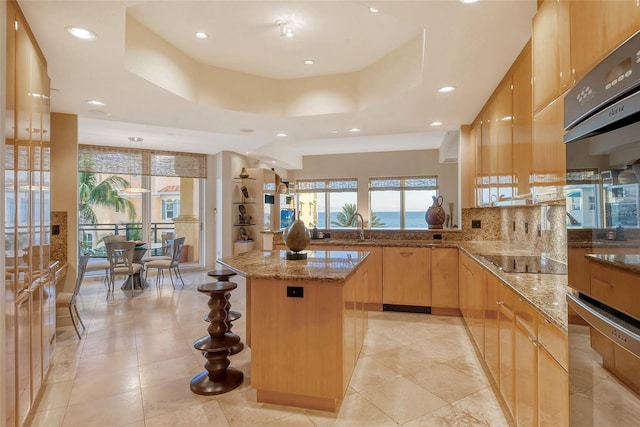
top-left (497, 301), bottom-right (504, 305)
top-left (399, 252), bottom-right (413, 256)
top-left (528, 336), bottom-right (539, 347)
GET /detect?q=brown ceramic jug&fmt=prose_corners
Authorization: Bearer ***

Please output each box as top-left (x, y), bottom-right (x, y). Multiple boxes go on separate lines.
top-left (425, 195), bottom-right (445, 229)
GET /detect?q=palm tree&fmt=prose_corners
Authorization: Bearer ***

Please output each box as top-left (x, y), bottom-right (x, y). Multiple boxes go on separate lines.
top-left (79, 172), bottom-right (137, 224)
top-left (331, 203), bottom-right (385, 228)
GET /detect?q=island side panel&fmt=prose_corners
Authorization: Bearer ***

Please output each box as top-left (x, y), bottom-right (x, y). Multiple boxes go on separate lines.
top-left (250, 278), bottom-right (345, 409)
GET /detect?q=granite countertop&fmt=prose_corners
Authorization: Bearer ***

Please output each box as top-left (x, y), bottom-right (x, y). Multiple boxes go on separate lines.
top-left (308, 238), bottom-right (458, 248)
top-left (217, 249), bottom-right (370, 282)
top-left (586, 253), bottom-right (640, 274)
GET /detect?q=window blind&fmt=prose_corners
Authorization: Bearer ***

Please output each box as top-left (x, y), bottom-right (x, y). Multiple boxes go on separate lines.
top-left (78, 145), bottom-right (207, 178)
top-left (369, 176), bottom-right (438, 191)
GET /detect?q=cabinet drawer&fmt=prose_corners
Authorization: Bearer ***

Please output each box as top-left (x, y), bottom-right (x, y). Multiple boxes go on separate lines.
top-left (538, 314), bottom-right (568, 371)
top-left (498, 280), bottom-right (516, 310)
top-left (590, 262), bottom-right (640, 320)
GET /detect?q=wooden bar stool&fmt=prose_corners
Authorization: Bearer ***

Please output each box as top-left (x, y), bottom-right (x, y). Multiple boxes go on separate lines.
top-left (190, 281), bottom-right (243, 395)
top-left (207, 269), bottom-right (244, 355)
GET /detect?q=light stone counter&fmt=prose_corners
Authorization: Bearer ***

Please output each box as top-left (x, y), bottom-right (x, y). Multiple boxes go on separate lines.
top-left (586, 253), bottom-right (640, 274)
top-left (217, 249), bottom-right (370, 282)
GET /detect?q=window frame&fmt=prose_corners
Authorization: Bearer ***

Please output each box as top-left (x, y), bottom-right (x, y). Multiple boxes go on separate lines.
top-left (295, 178), bottom-right (358, 229)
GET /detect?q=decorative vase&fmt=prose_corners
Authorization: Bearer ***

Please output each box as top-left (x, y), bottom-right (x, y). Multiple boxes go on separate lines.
top-left (425, 195), bottom-right (446, 229)
top-left (282, 218), bottom-right (311, 259)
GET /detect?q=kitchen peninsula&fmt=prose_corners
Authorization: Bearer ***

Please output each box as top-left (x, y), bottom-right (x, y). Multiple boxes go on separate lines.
top-left (217, 249), bottom-right (371, 412)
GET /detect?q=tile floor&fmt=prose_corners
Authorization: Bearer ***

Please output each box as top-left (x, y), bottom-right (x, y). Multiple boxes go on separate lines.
top-left (28, 268), bottom-right (512, 426)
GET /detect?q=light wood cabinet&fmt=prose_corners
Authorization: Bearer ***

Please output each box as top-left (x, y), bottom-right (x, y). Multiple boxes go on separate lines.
top-left (532, 0), bottom-right (571, 113)
top-left (485, 273), bottom-right (500, 383)
top-left (531, 96), bottom-right (566, 199)
top-left (431, 248), bottom-right (459, 313)
top-left (538, 345), bottom-right (569, 427)
top-left (570, 0), bottom-right (640, 83)
top-left (494, 77), bottom-right (514, 201)
top-left (515, 312), bottom-right (538, 427)
top-left (590, 260), bottom-right (640, 321)
top-left (382, 247), bottom-right (431, 307)
top-left (512, 41), bottom-right (533, 197)
top-left (460, 125), bottom-right (476, 208)
top-left (498, 284), bottom-right (516, 417)
top-left (459, 252), bottom-right (486, 355)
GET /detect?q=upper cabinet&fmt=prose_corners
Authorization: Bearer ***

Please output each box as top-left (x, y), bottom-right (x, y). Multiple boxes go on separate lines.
top-left (512, 41), bottom-right (533, 197)
top-left (532, 0), bottom-right (571, 114)
top-left (571, 0), bottom-right (640, 83)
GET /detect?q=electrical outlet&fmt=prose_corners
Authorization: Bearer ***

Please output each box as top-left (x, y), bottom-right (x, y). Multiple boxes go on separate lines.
top-left (287, 286), bottom-right (304, 298)
top-left (512, 221), bottom-right (516, 232)
top-left (433, 234), bottom-right (442, 240)
top-left (525, 222), bottom-right (529, 234)
top-left (537, 224), bottom-right (541, 237)
top-left (472, 220), bottom-right (481, 229)
top-left (52, 224), bottom-right (60, 235)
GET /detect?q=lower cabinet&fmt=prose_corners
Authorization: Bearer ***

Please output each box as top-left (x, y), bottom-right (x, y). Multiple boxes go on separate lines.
top-left (382, 247), bottom-right (431, 307)
top-left (460, 251), bottom-right (568, 427)
top-left (431, 248), bottom-right (459, 313)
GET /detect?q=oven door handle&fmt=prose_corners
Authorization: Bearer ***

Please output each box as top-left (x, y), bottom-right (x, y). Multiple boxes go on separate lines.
top-left (567, 292), bottom-right (640, 358)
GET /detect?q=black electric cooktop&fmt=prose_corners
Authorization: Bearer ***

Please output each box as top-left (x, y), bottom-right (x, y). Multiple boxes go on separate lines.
top-left (478, 254), bottom-right (567, 275)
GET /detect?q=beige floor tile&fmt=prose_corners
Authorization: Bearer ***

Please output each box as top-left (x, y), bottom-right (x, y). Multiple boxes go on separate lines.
top-left (406, 362), bottom-right (487, 403)
top-left (305, 392), bottom-right (398, 426)
top-left (217, 387), bottom-right (303, 426)
top-left (262, 413), bottom-right (316, 426)
top-left (35, 380), bottom-right (73, 412)
top-left (141, 376), bottom-right (211, 419)
top-left (139, 354), bottom-right (202, 388)
top-left (451, 387), bottom-right (511, 427)
top-left (404, 403), bottom-right (493, 427)
top-left (370, 344), bottom-right (439, 376)
top-left (347, 355), bottom-right (400, 392)
top-left (68, 366), bottom-right (140, 405)
top-left (136, 337), bottom-right (195, 365)
top-left (62, 390), bottom-right (144, 426)
top-left (358, 376), bottom-right (448, 424)
top-left (360, 331), bottom-right (404, 356)
top-left (144, 400), bottom-right (230, 427)
top-left (29, 407), bottom-right (67, 427)
top-left (75, 349), bottom-right (139, 378)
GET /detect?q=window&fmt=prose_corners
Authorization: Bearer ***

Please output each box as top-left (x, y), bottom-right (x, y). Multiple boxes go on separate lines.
top-left (162, 199), bottom-right (181, 220)
top-left (295, 179), bottom-right (358, 229)
top-left (369, 176), bottom-right (439, 229)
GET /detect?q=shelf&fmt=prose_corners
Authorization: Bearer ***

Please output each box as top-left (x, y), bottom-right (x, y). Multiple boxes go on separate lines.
top-left (234, 224), bottom-right (256, 227)
top-left (233, 201), bottom-right (256, 204)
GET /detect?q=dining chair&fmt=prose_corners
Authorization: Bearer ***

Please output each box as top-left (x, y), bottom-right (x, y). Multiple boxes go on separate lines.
top-left (87, 234), bottom-right (127, 288)
top-left (105, 241), bottom-right (143, 298)
top-left (56, 254), bottom-right (90, 338)
top-left (144, 236), bottom-right (186, 289)
top-left (142, 232), bottom-right (175, 263)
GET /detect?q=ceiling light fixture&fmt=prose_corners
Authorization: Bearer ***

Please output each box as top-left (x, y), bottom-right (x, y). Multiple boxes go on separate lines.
top-left (86, 100), bottom-right (105, 106)
top-left (65, 26), bottom-right (97, 40)
top-left (430, 121), bottom-right (443, 126)
top-left (304, 59), bottom-right (315, 65)
top-left (369, 7), bottom-right (380, 13)
top-left (276, 132), bottom-right (287, 137)
top-left (438, 86), bottom-right (456, 93)
top-left (195, 32), bottom-right (208, 39)
top-left (276, 19), bottom-right (294, 37)
top-left (348, 128), bottom-right (361, 133)
top-left (121, 137), bottom-right (149, 194)
top-left (461, 0), bottom-right (479, 3)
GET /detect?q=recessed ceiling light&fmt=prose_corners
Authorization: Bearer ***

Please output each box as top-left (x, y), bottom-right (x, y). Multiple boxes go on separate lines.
top-left (276, 132), bottom-right (287, 137)
top-left (348, 128), bottom-right (361, 132)
top-left (195, 32), bottom-right (208, 39)
top-left (86, 100), bottom-right (105, 106)
top-left (438, 86), bottom-right (456, 93)
top-left (330, 130), bottom-right (339, 134)
top-left (369, 7), bottom-right (380, 13)
top-left (65, 26), bottom-right (97, 40)
top-left (304, 59), bottom-right (315, 65)
top-left (461, 0), bottom-right (479, 3)
top-left (430, 121), bottom-right (443, 127)
top-left (240, 128), bottom-right (254, 133)
top-left (128, 137), bottom-right (144, 143)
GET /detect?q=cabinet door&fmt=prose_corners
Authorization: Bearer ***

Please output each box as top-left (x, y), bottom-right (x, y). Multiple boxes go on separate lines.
top-left (499, 301), bottom-right (515, 417)
top-left (516, 317), bottom-right (538, 427)
top-left (468, 258), bottom-right (486, 356)
top-left (460, 125), bottom-right (476, 209)
top-left (382, 247), bottom-right (431, 306)
top-left (538, 346), bottom-right (569, 427)
top-left (571, 0), bottom-right (640, 82)
top-left (459, 254), bottom-right (471, 318)
top-left (485, 273), bottom-right (500, 383)
top-left (512, 41), bottom-right (533, 197)
top-left (431, 248), bottom-right (459, 309)
top-left (532, 96), bottom-right (566, 198)
top-left (16, 292), bottom-right (32, 427)
top-left (532, 0), bottom-right (571, 113)
top-left (494, 78), bottom-right (514, 201)
top-left (481, 108), bottom-right (497, 205)
top-left (360, 246), bottom-right (383, 310)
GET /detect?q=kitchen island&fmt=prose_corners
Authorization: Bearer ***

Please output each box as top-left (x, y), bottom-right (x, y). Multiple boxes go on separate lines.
top-left (217, 249), bottom-right (371, 412)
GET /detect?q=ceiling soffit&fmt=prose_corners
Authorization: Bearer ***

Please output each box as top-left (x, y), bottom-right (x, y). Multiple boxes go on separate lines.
top-left (124, 10), bottom-right (425, 118)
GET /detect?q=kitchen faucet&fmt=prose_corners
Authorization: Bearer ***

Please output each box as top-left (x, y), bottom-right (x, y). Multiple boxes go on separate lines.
top-left (347, 212), bottom-right (365, 240)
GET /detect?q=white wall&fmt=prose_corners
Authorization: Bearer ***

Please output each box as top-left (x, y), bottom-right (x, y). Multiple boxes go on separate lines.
top-left (289, 149), bottom-right (459, 227)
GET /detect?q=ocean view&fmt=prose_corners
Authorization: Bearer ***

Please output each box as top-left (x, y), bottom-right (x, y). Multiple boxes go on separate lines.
top-left (316, 211), bottom-right (429, 229)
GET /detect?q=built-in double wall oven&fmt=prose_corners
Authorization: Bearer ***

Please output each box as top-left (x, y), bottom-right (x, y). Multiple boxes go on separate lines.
top-left (565, 30), bottom-right (640, 425)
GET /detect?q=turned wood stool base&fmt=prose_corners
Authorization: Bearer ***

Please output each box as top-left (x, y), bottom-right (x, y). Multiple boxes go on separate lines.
top-left (206, 269), bottom-right (244, 355)
top-left (190, 281), bottom-right (243, 395)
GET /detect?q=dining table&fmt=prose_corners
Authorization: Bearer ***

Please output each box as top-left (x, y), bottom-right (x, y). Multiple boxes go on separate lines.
top-left (120, 242), bottom-right (149, 291)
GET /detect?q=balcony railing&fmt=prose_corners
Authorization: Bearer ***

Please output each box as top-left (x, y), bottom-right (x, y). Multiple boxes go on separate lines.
top-left (79, 222), bottom-right (175, 257)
